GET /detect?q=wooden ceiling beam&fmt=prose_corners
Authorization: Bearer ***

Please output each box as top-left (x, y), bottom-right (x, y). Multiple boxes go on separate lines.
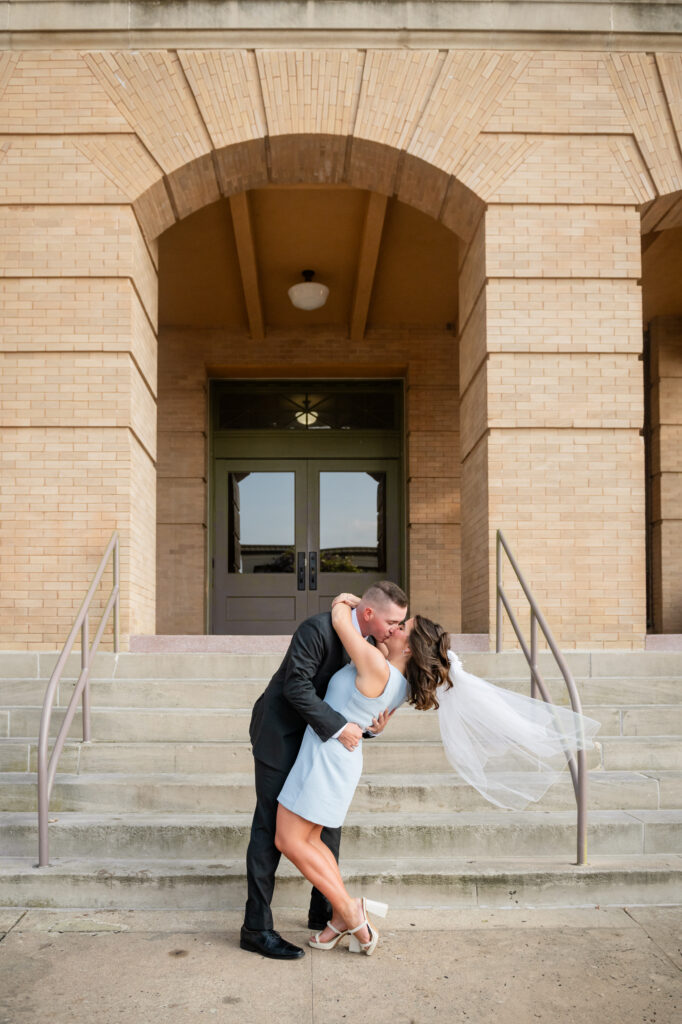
top-left (229, 191), bottom-right (265, 341)
top-left (350, 192), bottom-right (388, 342)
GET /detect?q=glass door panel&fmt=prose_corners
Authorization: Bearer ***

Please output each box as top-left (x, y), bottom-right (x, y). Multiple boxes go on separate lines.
top-left (213, 460), bottom-right (308, 634)
top-left (307, 460), bottom-right (401, 615)
top-left (319, 471), bottom-right (386, 574)
top-left (229, 472), bottom-right (296, 574)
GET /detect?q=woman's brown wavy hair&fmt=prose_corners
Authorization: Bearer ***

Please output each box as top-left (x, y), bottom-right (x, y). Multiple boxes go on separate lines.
top-left (405, 615), bottom-right (452, 711)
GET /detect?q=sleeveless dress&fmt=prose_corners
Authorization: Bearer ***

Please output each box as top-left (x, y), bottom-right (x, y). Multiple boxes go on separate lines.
top-left (277, 661), bottom-right (408, 828)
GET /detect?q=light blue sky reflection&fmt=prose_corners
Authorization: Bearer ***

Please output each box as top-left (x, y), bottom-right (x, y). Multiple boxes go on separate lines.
top-left (238, 473), bottom-right (295, 545)
top-left (320, 473), bottom-right (378, 548)
top-left (236, 471), bottom-right (379, 547)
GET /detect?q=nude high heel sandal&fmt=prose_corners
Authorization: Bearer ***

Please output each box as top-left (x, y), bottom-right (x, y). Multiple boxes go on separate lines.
top-left (348, 898), bottom-right (388, 956)
top-left (308, 921), bottom-right (349, 950)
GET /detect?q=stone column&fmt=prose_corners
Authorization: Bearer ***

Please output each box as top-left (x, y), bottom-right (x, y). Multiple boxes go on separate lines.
top-left (459, 204), bottom-right (646, 648)
top-left (0, 205), bottom-right (158, 648)
top-left (649, 316), bottom-right (682, 633)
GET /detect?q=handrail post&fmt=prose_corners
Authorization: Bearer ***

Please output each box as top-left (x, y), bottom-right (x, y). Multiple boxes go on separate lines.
top-left (577, 749), bottom-right (587, 865)
top-left (530, 610), bottom-right (538, 700)
top-left (81, 614), bottom-right (91, 743)
top-left (496, 528), bottom-right (589, 866)
top-left (37, 732), bottom-right (49, 867)
top-left (36, 530), bottom-right (119, 868)
top-left (496, 531), bottom-right (503, 653)
top-left (113, 535), bottom-right (120, 654)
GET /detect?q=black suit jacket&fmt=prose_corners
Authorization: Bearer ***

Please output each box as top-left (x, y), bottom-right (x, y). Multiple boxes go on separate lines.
top-left (249, 612), bottom-right (350, 771)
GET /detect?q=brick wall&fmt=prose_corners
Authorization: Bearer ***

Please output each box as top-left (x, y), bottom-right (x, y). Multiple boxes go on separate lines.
top-left (464, 205), bottom-right (646, 648)
top-left (0, 45), bottom-right (680, 647)
top-left (0, 207), bottom-right (158, 648)
top-left (156, 327), bottom-right (461, 633)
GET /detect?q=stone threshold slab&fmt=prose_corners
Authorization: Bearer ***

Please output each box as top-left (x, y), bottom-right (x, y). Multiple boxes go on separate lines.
top-left (646, 634), bottom-right (682, 651)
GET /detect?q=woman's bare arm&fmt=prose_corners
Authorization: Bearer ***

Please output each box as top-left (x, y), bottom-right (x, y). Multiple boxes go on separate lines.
top-left (331, 602), bottom-right (390, 698)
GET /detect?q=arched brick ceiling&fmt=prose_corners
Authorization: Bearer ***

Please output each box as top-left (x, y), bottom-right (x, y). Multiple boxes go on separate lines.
top-left (159, 187), bottom-right (459, 333)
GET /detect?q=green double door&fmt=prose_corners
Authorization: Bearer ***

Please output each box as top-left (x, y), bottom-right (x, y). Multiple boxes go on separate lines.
top-left (212, 458), bottom-right (401, 634)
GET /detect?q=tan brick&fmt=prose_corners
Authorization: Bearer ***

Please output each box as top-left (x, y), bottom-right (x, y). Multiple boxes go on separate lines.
top-left (156, 524), bottom-right (207, 635)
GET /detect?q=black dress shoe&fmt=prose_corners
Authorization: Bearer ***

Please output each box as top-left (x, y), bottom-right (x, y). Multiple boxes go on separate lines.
top-left (240, 927), bottom-right (305, 960)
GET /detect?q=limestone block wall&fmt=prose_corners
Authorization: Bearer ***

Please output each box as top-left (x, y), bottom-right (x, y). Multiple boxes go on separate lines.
top-left (156, 327), bottom-right (460, 633)
top-left (649, 317), bottom-right (682, 633)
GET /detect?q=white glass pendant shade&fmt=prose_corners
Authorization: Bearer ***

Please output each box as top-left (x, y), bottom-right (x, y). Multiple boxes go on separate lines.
top-left (294, 409), bottom-right (318, 426)
top-left (288, 270), bottom-right (329, 311)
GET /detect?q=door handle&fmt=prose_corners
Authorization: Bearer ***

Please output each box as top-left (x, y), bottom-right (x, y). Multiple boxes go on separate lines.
top-left (309, 551), bottom-right (317, 591)
top-left (297, 552), bottom-right (306, 591)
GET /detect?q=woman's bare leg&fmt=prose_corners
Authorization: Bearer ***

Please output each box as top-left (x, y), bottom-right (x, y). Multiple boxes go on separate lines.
top-left (275, 805), bottom-right (370, 944)
top-left (307, 831), bottom-right (353, 942)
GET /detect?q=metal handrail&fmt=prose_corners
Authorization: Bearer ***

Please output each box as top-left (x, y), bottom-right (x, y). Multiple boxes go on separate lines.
top-left (495, 529), bottom-right (589, 865)
top-left (37, 531), bottom-right (120, 866)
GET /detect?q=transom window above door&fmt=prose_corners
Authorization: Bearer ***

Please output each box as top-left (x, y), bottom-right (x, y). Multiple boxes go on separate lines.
top-left (214, 380), bottom-right (401, 431)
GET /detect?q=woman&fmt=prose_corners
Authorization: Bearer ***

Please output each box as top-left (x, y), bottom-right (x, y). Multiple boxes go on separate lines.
top-left (275, 602), bottom-right (449, 956)
top-left (275, 600), bottom-right (601, 957)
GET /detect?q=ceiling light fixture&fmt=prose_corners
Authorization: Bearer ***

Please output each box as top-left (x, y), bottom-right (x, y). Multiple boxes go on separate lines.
top-left (288, 269), bottom-right (329, 311)
top-left (294, 396), bottom-right (319, 427)
top-left (294, 409), bottom-right (318, 426)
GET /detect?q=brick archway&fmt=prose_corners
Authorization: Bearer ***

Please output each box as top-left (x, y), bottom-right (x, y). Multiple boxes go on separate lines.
top-left (135, 133), bottom-right (485, 247)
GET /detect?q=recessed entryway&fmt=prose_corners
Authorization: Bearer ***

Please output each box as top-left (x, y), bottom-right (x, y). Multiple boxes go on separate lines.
top-left (210, 379), bottom-right (404, 634)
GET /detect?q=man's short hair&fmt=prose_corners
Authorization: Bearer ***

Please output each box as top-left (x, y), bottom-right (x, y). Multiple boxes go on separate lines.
top-left (362, 580), bottom-right (408, 610)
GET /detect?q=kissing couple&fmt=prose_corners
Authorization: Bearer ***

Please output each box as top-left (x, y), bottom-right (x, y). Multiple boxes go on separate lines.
top-left (240, 581), bottom-right (600, 960)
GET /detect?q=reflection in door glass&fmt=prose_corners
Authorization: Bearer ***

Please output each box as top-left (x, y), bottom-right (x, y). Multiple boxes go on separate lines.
top-left (228, 472), bottom-right (295, 573)
top-left (319, 472), bottom-right (386, 572)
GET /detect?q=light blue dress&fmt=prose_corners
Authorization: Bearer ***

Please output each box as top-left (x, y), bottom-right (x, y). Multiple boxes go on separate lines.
top-left (278, 662), bottom-right (408, 828)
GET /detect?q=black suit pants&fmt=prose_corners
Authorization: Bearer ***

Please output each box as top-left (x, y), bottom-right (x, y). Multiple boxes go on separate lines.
top-left (244, 756), bottom-right (341, 931)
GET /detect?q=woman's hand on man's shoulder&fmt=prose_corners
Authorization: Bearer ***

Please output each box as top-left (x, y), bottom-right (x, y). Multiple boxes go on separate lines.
top-left (331, 592), bottom-right (360, 609)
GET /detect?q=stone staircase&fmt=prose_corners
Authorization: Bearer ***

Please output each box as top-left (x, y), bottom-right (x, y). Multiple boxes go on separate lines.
top-left (0, 650), bottom-right (681, 910)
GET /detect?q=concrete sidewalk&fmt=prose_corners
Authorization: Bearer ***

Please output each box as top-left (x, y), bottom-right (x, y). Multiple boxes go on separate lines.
top-left (0, 907), bottom-right (680, 1024)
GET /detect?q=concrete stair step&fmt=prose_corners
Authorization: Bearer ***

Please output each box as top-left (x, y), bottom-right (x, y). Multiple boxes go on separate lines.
top-left (0, 652), bottom-right (284, 681)
top-left (0, 769), bottom-right (670, 814)
top-left (1, 807), bottom-right (679, 858)
top-left (0, 739), bottom-right (80, 773)
top-left (3, 649), bottom-right (682, 684)
top-left (4, 677), bottom-right (681, 710)
top-left (6, 739), bottom-right (605, 775)
top-left (639, 771), bottom-right (682, 808)
top-left (572, 679), bottom-right (682, 705)
top-left (618, 707), bottom-right (682, 735)
top-left (6, 704), bottom-right (680, 744)
top-left (6, 707), bottom-right (255, 743)
top-left (0, 853), bottom-right (680, 910)
top-left (8, 732), bottom-right (682, 777)
top-left (0, 739), bottom-right (32, 772)
top-left (599, 737), bottom-right (682, 771)
top-left (352, 771), bottom-right (671, 813)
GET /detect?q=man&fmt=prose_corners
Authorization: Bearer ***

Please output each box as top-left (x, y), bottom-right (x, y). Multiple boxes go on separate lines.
top-left (240, 581), bottom-right (409, 960)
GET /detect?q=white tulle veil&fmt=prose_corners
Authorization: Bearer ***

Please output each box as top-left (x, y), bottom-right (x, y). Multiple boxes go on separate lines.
top-left (436, 651), bottom-right (601, 810)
